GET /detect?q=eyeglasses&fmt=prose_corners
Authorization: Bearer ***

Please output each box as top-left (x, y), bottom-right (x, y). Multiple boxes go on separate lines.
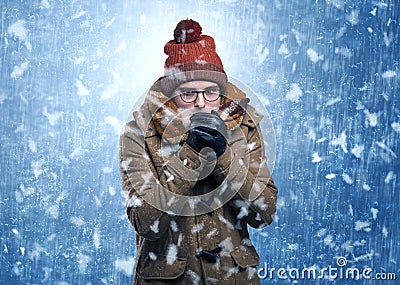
top-left (176, 87), bottom-right (221, 103)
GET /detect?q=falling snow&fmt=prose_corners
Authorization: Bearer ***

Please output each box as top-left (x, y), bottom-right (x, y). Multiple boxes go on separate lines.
top-left (306, 48), bottom-right (324, 63)
top-left (11, 60), bottom-right (30, 78)
top-left (166, 243), bottom-right (178, 265)
top-left (285, 83), bottom-right (303, 103)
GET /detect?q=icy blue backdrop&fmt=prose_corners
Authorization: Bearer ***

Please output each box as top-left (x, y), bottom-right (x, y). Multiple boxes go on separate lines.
top-left (1, 1), bottom-right (398, 284)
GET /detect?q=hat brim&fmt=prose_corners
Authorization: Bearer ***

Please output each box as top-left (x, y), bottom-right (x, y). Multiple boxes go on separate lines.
top-left (161, 68), bottom-right (227, 97)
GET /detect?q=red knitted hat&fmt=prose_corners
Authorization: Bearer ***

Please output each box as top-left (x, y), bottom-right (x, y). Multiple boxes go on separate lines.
top-left (161, 19), bottom-right (227, 96)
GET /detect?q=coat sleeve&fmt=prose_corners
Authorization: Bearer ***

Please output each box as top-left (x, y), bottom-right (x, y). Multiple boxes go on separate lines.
top-left (211, 123), bottom-right (278, 228)
top-left (120, 119), bottom-right (213, 240)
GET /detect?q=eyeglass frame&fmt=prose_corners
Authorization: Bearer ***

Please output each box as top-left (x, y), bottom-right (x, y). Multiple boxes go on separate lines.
top-left (175, 87), bottom-right (222, 103)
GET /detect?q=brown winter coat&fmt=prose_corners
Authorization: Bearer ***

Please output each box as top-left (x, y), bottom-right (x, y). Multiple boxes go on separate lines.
top-left (120, 80), bottom-right (278, 285)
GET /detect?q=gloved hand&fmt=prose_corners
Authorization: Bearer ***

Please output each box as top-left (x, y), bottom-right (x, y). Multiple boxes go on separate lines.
top-left (186, 111), bottom-right (227, 157)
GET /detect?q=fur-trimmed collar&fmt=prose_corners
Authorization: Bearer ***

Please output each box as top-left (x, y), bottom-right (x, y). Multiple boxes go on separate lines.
top-left (136, 79), bottom-right (255, 144)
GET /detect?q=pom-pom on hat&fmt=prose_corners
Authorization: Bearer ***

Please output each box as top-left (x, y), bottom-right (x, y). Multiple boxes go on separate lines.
top-left (161, 19), bottom-right (227, 96)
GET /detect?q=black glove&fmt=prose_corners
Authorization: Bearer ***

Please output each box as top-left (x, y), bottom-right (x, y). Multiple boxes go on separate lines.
top-left (186, 111), bottom-right (227, 157)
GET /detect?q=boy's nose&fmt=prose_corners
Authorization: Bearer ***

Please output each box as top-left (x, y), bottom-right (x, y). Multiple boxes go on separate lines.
top-left (194, 93), bottom-right (205, 108)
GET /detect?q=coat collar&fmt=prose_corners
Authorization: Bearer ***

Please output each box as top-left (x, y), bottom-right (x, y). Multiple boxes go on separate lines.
top-left (132, 79), bottom-right (263, 140)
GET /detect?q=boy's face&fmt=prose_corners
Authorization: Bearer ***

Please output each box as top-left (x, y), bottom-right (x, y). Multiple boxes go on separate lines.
top-left (172, 81), bottom-right (221, 113)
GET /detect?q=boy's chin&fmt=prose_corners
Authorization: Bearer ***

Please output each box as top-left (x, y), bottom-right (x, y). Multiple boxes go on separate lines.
top-left (190, 107), bottom-right (218, 114)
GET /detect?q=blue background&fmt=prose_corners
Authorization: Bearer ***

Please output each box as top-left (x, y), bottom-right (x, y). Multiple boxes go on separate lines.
top-left (1, 1), bottom-right (398, 284)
